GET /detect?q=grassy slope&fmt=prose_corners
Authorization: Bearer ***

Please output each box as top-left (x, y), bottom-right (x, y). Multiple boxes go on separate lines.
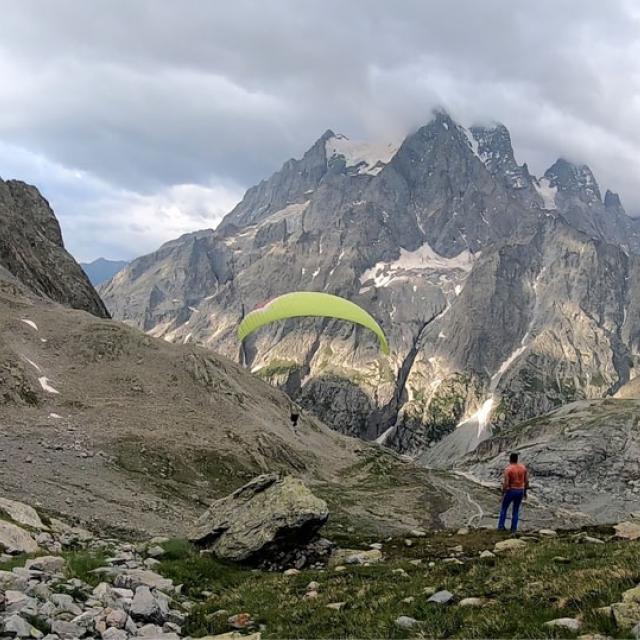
top-left (13, 528), bottom-right (633, 639)
top-left (177, 528), bottom-right (639, 639)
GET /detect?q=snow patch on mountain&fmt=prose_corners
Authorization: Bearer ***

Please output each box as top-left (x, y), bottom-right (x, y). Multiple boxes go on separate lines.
top-left (534, 178), bottom-right (558, 210)
top-left (38, 377), bottom-right (59, 394)
top-left (326, 134), bottom-right (399, 176)
top-left (21, 319), bottom-right (38, 331)
top-left (461, 127), bottom-right (481, 160)
top-left (360, 244), bottom-right (474, 288)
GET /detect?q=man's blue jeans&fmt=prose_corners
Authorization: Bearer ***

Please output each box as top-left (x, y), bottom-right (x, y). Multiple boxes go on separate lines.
top-left (498, 489), bottom-right (525, 532)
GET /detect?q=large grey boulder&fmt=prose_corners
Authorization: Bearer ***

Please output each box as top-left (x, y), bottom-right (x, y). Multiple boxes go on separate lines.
top-left (190, 474), bottom-right (329, 563)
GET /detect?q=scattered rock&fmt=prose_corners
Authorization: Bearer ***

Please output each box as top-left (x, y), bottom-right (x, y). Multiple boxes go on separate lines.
top-left (283, 568), bottom-right (300, 576)
top-left (428, 590), bottom-right (455, 604)
top-left (544, 618), bottom-right (582, 632)
top-left (331, 548), bottom-right (382, 566)
top-left (574, 533), bottom-right (604, 545)
top-left (552, 556), bottom-right (571, 564)
top-left (494, 538), bottom-right (527, 553)
top-left (190, 474), bottom-right (328, 564)
top-left (102, 628), bottom-right (129, 640)
top-left (538, 529), bottom-right (557, 537)
top-left (0, 521), bottom-right (38, 554)
top-left (0, 498), bottom-right (45, 530)
top-left (25, 555), bottom-right (65, 573)
top-left (456, 527), bottom-right (470, 535)
top-left (614, 521), bottom-right (640, 540)
top-left (409, 529), bottom-right (426, 537)
top-left (395, 616), bottom-right (419, 629)
top-left (146, 545), bottom-right (166, 558)
top-left (0, 570), bottom-right (28, 591)
top-left (459, 597), bottom-right (486, 607)
top-left (479, 550), bottom-right (495, 558)
top-left (115, 569), bottom-right (173, 592)
top-left (326, 602), bottom-right (346, 610)
top-left (2, 613), bottom-right (43, 638)
top-left (51, 620), bottom-right (85, 639)
top-left (130, 585), bottom-right (165, 623)
top-left (228, 612), bottom-right (253, 629)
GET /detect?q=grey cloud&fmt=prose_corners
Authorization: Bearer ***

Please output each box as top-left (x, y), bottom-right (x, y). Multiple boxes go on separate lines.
top-left (0, 0), bottom-right (639, 259)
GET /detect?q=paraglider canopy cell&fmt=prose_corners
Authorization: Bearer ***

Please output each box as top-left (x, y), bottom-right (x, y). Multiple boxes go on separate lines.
top-left (237, 291), bottom-right (389, 354)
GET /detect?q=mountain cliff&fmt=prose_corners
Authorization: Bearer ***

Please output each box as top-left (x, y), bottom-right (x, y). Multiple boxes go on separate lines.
top-left (100, 110), bottom-right (640, 464)
top-left (0, 177), bottom-right (109, 318)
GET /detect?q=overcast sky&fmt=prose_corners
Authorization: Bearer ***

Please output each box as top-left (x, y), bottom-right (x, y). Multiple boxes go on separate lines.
top-left (1, 0), bottom-right (639, 261)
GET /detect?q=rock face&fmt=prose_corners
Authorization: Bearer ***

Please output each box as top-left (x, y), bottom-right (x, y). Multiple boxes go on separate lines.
top-left (0, 177), bottom-right (109, 317)
top-left (465, 399), bottom-right (640, 524)
top-left (100, 109), bottom-right (640, 465)
top-left (190, 474), bottom-right (329, 564)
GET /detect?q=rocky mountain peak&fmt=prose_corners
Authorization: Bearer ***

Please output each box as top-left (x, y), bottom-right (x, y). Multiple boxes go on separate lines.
top-left (604, 189), bottom-right (624, 211)
top-left (468, 123), bottom-right (532, 192)
top-left (544, 158), bottom-right (602, 204)
top-left (0, 176), bottom-right (109, 317)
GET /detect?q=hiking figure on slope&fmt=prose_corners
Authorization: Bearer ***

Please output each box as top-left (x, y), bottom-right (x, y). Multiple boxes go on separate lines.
top-left (497, 452), bottom-right (529, 533)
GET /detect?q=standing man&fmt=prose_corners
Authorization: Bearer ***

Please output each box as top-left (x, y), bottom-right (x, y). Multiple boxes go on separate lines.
top-left (498, 452), bottom-right (529, 533)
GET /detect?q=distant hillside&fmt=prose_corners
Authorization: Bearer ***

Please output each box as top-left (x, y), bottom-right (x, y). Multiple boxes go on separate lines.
top-left (81, 257), bottom-right (129, 286)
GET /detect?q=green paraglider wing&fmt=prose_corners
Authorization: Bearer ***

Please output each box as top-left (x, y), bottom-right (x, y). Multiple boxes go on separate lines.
top-left (238, 291), bottom-right (389, 354)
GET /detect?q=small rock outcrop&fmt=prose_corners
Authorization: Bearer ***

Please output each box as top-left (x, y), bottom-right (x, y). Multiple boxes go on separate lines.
top-left (614, 519), bottom-right (640, 540)
top-left (189, 474), bottom-right (329, 566)
top-left (0, 521), bottom-right (38, 555)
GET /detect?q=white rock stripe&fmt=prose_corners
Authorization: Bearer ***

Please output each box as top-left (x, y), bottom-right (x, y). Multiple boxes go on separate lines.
top-left (38, 377), bottom-right (59, 394)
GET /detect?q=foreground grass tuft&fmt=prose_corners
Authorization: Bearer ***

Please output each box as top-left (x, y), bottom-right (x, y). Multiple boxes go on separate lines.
top-left (64, 549), bottom-right (108, 586)
top-left (157, 538), bottom-right (251, 599)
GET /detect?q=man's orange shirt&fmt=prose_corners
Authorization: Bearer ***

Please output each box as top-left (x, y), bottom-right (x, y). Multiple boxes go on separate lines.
top-left (503, 463), bottom-right (529, 490)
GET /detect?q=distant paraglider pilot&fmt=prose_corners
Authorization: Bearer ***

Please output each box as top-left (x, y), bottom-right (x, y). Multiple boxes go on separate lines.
top-left (497, 452), bottom-right (529, 534)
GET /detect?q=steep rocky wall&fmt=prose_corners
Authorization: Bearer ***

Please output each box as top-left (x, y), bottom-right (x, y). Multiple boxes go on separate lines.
top-left (0, 177), bottom-right (109, 318)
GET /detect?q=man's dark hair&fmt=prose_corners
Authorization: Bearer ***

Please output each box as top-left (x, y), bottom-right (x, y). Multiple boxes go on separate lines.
top-left (509, 452), bottom-right (519, 464)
